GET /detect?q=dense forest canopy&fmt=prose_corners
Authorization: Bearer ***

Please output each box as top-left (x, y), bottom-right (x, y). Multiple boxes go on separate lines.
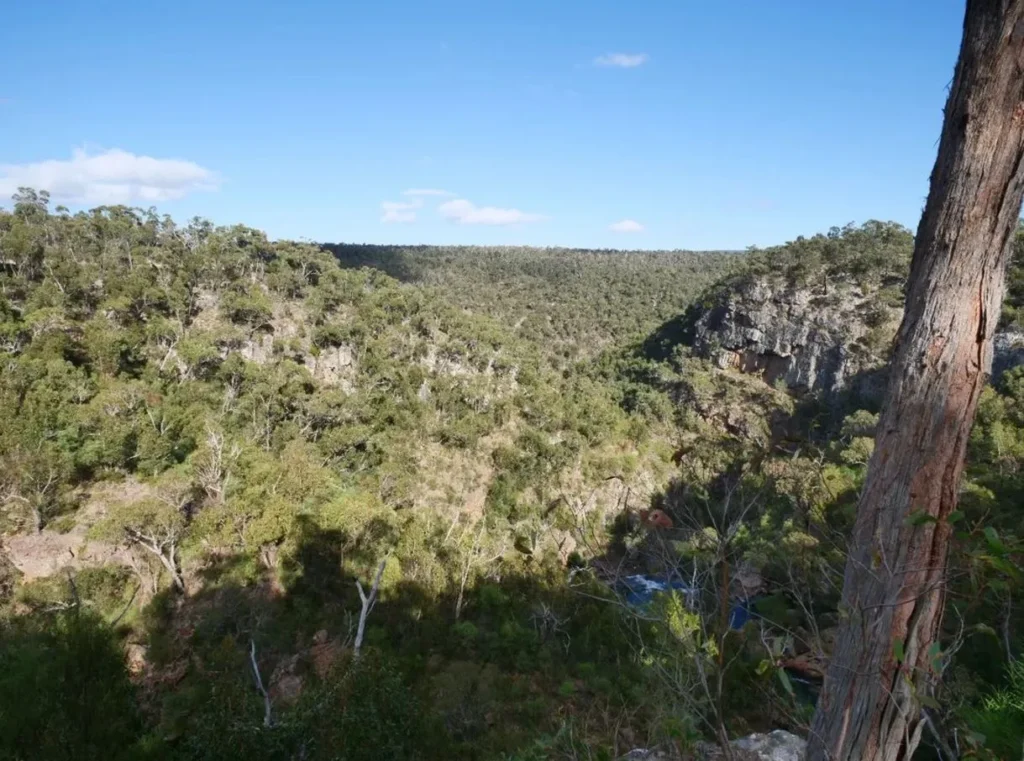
top-left (0, 190), bottom-right (1022, 760)
top-left (324, 243), bottom-right (742, 367)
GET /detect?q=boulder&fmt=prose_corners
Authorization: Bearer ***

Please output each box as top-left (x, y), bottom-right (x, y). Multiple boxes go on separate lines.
top-left (269, 653), bottom-right (304, 705)
top-left (731, 731), bottom-right (806, 761)
top-left (698, 730), bottom-right (806, 761)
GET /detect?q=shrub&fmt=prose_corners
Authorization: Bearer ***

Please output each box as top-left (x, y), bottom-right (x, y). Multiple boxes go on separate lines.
top-left (0, 612), bottom-right (143, 761)
top-left (961, 658), bottom-right (1024, 760)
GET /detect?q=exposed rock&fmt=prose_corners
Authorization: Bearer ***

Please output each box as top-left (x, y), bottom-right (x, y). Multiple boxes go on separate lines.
top-left (621, 749), bottom-right (674, 761)
top-left (4, 479), bottom-right (154, 581)
top-left (5, 532), bottom-right (135, 581)
top-left (688, 273), bottom-right (1024, 397)
top-left (732, 562), bottom-right (766, 599)
top-left (265, 632), bottom-right (346, 705)
top-left (690, 277), bottom-right (897, 398)
top-left (269, 653), bottom-right (304, 705)
top-left (125, 643), bottom-right (149, 677)
top-left (731, 731), bottom-right (806, 761)
top-left (309, 632), bottom-right (344, 678)
top-left (270, 672), bottom-right (304, 705)
top-left (993, 329), bottom-right (1024, 381)
top-left (420, 345), bottom-right (477, 378)
top-left (308, 343), bottom-right (357, 391)
top-left (239, 331), bottom-right (275, 365)
top-left (698, 731), bottom-right (806, 761)
top-left (157, 658), bottom-right (189, 687)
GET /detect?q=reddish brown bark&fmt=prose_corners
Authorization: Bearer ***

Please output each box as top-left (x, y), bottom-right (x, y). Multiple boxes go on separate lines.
top-left (808, 3), bottom-right (1024, 760)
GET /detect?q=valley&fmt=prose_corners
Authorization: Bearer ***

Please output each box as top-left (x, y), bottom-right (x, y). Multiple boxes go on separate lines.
top-left (1, 193), bottom-right (1022, 759)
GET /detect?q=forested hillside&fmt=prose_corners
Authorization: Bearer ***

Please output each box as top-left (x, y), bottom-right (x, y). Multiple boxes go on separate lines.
top-left (325, 243), bottom-right (741, 367)
top-left (0, 191), bottom-right (1022, 760)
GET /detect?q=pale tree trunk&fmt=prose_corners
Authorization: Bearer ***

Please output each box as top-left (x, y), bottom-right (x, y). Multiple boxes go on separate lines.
top-left (126, 529), bottom-right (185, 593)
top-left (353, 559), bottom-right (386, 661)
top-left (809, 3), bottom-right (1024, 760)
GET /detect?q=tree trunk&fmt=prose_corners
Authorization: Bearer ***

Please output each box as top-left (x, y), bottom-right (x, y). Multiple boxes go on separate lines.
top-left (154, 545), bottom-right (185, 593)
top-left (808, 4), bottom-right (1024, 760)
top-left (353, 559), bottom-right (386, 661)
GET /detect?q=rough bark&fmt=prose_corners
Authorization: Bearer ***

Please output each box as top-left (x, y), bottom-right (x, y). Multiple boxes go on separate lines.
top-left (808, 3), bottom-right (1024, 760)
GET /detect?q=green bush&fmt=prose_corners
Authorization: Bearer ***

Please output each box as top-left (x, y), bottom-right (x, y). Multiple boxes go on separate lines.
top-left (961, 659), bottom-right (1024, 760)
top-left (0, 612), bottom-right (143, 761)
top-left (220, 289), bottom-right (273, 327)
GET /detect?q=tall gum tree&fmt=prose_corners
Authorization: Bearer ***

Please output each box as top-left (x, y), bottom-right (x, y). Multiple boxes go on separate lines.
top-left (808, 2), bottom-right (1024, 760)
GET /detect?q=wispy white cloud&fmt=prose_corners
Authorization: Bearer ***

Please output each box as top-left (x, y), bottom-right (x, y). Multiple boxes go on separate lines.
top-left (402, 188), bottom-right (454, 197)
top-left (593, 53), bottom-right (649, 68)
top-left (439, 198), bottom-right (546, 226)
top-left (0, 147), bottom-right (219, 204)
top-left (380, 198), bottom-right (423, 224)
top-left (609, 219), bottom-right (645, 233)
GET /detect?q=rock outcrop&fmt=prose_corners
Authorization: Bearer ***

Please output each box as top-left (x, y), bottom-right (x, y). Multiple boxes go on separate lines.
top-left (730, 731), bottom-right (806, 761)
top-left (694, 730), bottom-right (807, 761)
top-left (688, 274), bottom-right (1024, 397)
top-left (689, 277), bottom-right (898, 398)
top-left (994, 329), bottom-right (1024, 380)
top-left (626, 729), bottom-right (807, 761)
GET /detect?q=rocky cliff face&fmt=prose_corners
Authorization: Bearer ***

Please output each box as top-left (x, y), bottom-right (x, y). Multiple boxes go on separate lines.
top-left (689, 276), bottom-right (899, 398)
top-left (994, 329), bottom-right (1024, 379)
top-left (688, 273), bottom-right (1024, 398)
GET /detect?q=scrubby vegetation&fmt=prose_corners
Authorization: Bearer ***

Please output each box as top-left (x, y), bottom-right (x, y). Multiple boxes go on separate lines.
top-left (325, 243), bottom-right (741, 368)
top-left (0, 191), bottom-right (1021, 760)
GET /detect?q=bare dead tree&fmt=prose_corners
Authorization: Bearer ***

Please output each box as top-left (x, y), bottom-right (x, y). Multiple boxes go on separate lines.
top-left (249, 639), bottom-right (273, 728)
top-left (354, 559), bottom-right (387, 660)
top-left (809, 4), bottom-right (1024, 759)
top-left (453, 520), bottom-right (508, 620)
top-left (125, 526), bottom-right (185, 592)
top-left (193, 427), bottom-right (239, 505)
top-left (118, 483), bottom-right (194, 594)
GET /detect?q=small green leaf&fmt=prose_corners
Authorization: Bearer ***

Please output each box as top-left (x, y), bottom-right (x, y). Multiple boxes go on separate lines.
top-left (947, 510), bottom-right (965, 524)
top-left (906, 510), bottom-right (937, 527)
top-left (919, 694), bottom-right (941, 711)
top-left (984, 526), bottom-right (1006, 555)
top-left (776, 668), bottom-right (794, 696)
top-left (755, 659), bottom-right (771, 676)
top-left (893, 637), bottom-right (905, 664)
top-left (964, 731), bottom-right (986, 748)
top-left (972, 623), bottom-right (998, 638)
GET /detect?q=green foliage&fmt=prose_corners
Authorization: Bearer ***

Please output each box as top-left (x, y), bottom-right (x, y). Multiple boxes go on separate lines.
top-left (168, 652), bottom-right (425, 761)
top-left (0, 612), bottom-right (143, 761)
top-left (740, 220), bottom-right (913, 290)
top-left (326, 242), bottom-right (741, 369)
top-left (961, 659), bottom-right (1024, 760)
top-left (4, 193), bottom-right (1023, 759)
top-left (999, 223), bottom-right (1024, 330)
top-left (221, 288), bottom-right (274, 327)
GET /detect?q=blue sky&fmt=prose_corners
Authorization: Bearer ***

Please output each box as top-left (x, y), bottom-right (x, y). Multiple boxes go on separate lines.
top-left (1, 0), bottom-right (965, 249)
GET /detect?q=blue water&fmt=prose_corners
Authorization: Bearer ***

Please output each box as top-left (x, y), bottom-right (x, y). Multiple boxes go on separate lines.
top-left (617, 574), bottom-right (753, 631)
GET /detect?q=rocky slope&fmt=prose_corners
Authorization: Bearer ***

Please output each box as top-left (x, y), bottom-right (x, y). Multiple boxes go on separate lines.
top-left (683, 222), bottom-right (1024, 399)
top-left (689, 275), bottom-right (899, 399)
